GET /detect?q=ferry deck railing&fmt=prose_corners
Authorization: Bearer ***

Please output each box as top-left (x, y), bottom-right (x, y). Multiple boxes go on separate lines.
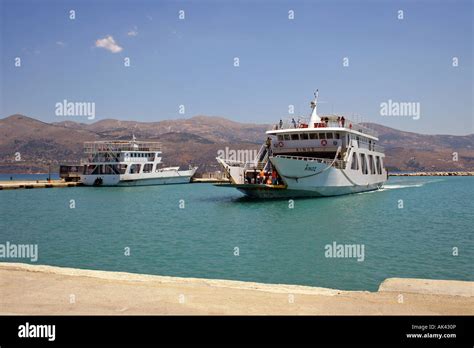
top-left (84, 141), bottom-right (162, 153)
top-left (272, 116), bottom-right (378, 138)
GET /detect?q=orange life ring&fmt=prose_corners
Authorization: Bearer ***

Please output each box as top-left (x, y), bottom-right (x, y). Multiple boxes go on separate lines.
top-left (279, 142), bottom-right (284, 147)
top-left (321, 139), bottom-right (327, 146)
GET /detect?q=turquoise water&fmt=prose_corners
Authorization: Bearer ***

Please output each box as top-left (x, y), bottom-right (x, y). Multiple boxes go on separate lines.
top-left (0, 177), bottom-right (472, 291)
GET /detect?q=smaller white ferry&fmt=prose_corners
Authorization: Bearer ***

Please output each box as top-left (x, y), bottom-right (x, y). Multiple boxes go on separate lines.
top-left (81, 137), bottom-right (197, 186)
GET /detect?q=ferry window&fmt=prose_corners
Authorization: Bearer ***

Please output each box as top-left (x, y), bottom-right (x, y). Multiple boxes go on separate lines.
top-left (130, 164), bottom-right (141, 174)
top-left (351, 152), bottom-right (359, 170)
top-left (326, 133), bottom-right (333, 139)
top-left (154, 163), bottom-right (161, 171)
top-left (119, 165), bottom-right (127, 174)
top-left (300, 133), bottom-right (309, 140)
top-left (291, 134), bottom-right (299, 140)
top-left (309, 133), bottom-right (318, 140)
top-left (319, 133), bottom-right (326, 140)
top-left (284, 134), bottom-right (291, 141)
top-left (368, 155), bottom-right (375, 174)
top-left (360, 154), bottom-right (368, 174)
top-left (277, 135), bottom-right (284, 141)
top-left (143, 163), bottom-right (153, 173)
top-left (335, 133), bottom-right (340, 139)
top-left (148, 153), bottom-right (155, 161)
top-left (376, 156), bottom-right (382, 174)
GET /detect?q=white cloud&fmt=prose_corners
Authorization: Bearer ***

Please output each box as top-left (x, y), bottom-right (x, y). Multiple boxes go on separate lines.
top-left (95, 35), bottom-right (123, 53)
top-left (56, 41), bottom-right (65, 47)
top-left (127, 26), bottom-right (138, 37)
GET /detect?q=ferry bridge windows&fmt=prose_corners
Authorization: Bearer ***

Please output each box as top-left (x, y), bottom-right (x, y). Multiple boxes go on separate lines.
top-left (350, 152), bottom-right (359, 170)
top-left (291, 134), bottom-right (299, 140)
top-left (376, 156), bottom-right (382, 175)
top-left (326, 133), bottom-right (333, 139)
top-left (360, 153), bottom-right (368, 175)
top-left (283, 134), bottom-right (291, 141)
top-left (300, 133), bottom-right (309, 140)
top-left (143, 163), bottom-right (153, 173)
top-left (309, 133), bottom-right (318, 140)
top-left (148, 154), bottom-right (155, 162)
top-left (319, 133), bottom-right (326, 140)
top-left (368, 155), bottom-right (376, 174)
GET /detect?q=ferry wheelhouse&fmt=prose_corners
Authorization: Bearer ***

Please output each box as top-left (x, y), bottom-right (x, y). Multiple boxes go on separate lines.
top-left (216, 91), bottom-right (387, 198)
top-left (81, 138), bottom-right (197, 186)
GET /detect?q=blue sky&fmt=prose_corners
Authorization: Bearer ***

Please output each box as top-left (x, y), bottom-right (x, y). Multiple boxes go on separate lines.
top-left (1, 0), bottom-right (472, 135)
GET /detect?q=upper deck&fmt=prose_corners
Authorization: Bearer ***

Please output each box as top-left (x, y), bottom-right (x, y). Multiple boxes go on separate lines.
top-left (84, 140), bottom-right (162, 154)
top-left (266, 115), bottom-right (379, 141)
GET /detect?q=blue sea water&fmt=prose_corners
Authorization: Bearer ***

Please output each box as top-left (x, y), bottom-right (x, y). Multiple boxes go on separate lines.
top-left (0, 176), bottom-right (472, 291)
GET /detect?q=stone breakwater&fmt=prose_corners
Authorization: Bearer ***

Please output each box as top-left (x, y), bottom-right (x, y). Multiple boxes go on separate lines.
top-left (390, 172), bottom-right (474, 176)
top-left (0, 263), bottom-right (472, 315)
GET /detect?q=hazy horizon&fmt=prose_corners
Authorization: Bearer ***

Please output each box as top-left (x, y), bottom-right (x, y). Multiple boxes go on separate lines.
top-left (1, 0), bottom-right (472, 135)
top-left (2, 111), bottom-right (473, 137)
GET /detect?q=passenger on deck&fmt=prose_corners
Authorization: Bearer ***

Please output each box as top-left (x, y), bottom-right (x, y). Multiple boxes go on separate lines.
top-left (341, 116), bottom-right (345, 127)
top-left (291, 118), bottom-right (297, 128)
top-left (279, 119), bottom-right (283, 129)
top-left (271, 170), bottom-right (277, 185)
top-left (259, 169), bottom-right (265, 184)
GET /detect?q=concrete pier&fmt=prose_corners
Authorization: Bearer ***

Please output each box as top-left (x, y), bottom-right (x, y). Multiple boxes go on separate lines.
top-left (0, 263), bottom-right (472, 315)
top-left (0, 180), bottom-right (81, 190)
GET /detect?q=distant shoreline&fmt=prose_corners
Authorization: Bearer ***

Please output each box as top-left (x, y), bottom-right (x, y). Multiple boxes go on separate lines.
top-left (2, 171), bottom-right (474, 177)
top-left (389, 171), bottom-right (474, 176)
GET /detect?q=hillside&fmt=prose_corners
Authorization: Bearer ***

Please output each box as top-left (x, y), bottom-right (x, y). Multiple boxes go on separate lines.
top-left (0, 114), bottom-right (473, 173)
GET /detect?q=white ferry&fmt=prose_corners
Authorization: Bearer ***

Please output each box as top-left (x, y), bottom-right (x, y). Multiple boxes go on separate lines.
top-left (81, 137), bottom-right (197, 186)
top-left (216, 91), bottom-right (387, 198)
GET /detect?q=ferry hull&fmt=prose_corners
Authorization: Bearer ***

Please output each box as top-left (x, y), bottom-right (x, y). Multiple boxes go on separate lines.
top-left (81, 168), bottom-right (197, 186)
top-left (216, 156), bottom-right (386, 199)
top-left (219, 182), bottom-right (382, 199)
top-left (270, 156), bottom-right (386, 194)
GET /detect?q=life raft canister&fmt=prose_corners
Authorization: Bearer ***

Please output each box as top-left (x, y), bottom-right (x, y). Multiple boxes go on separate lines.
top-left (320, 139), bottom-right (328, 146)
top-left (279, 142), bottom-right (284, 147)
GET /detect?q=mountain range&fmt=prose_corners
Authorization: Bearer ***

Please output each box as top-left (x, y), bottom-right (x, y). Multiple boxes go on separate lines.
top-left (0, 114), bottom-right (473, 174)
